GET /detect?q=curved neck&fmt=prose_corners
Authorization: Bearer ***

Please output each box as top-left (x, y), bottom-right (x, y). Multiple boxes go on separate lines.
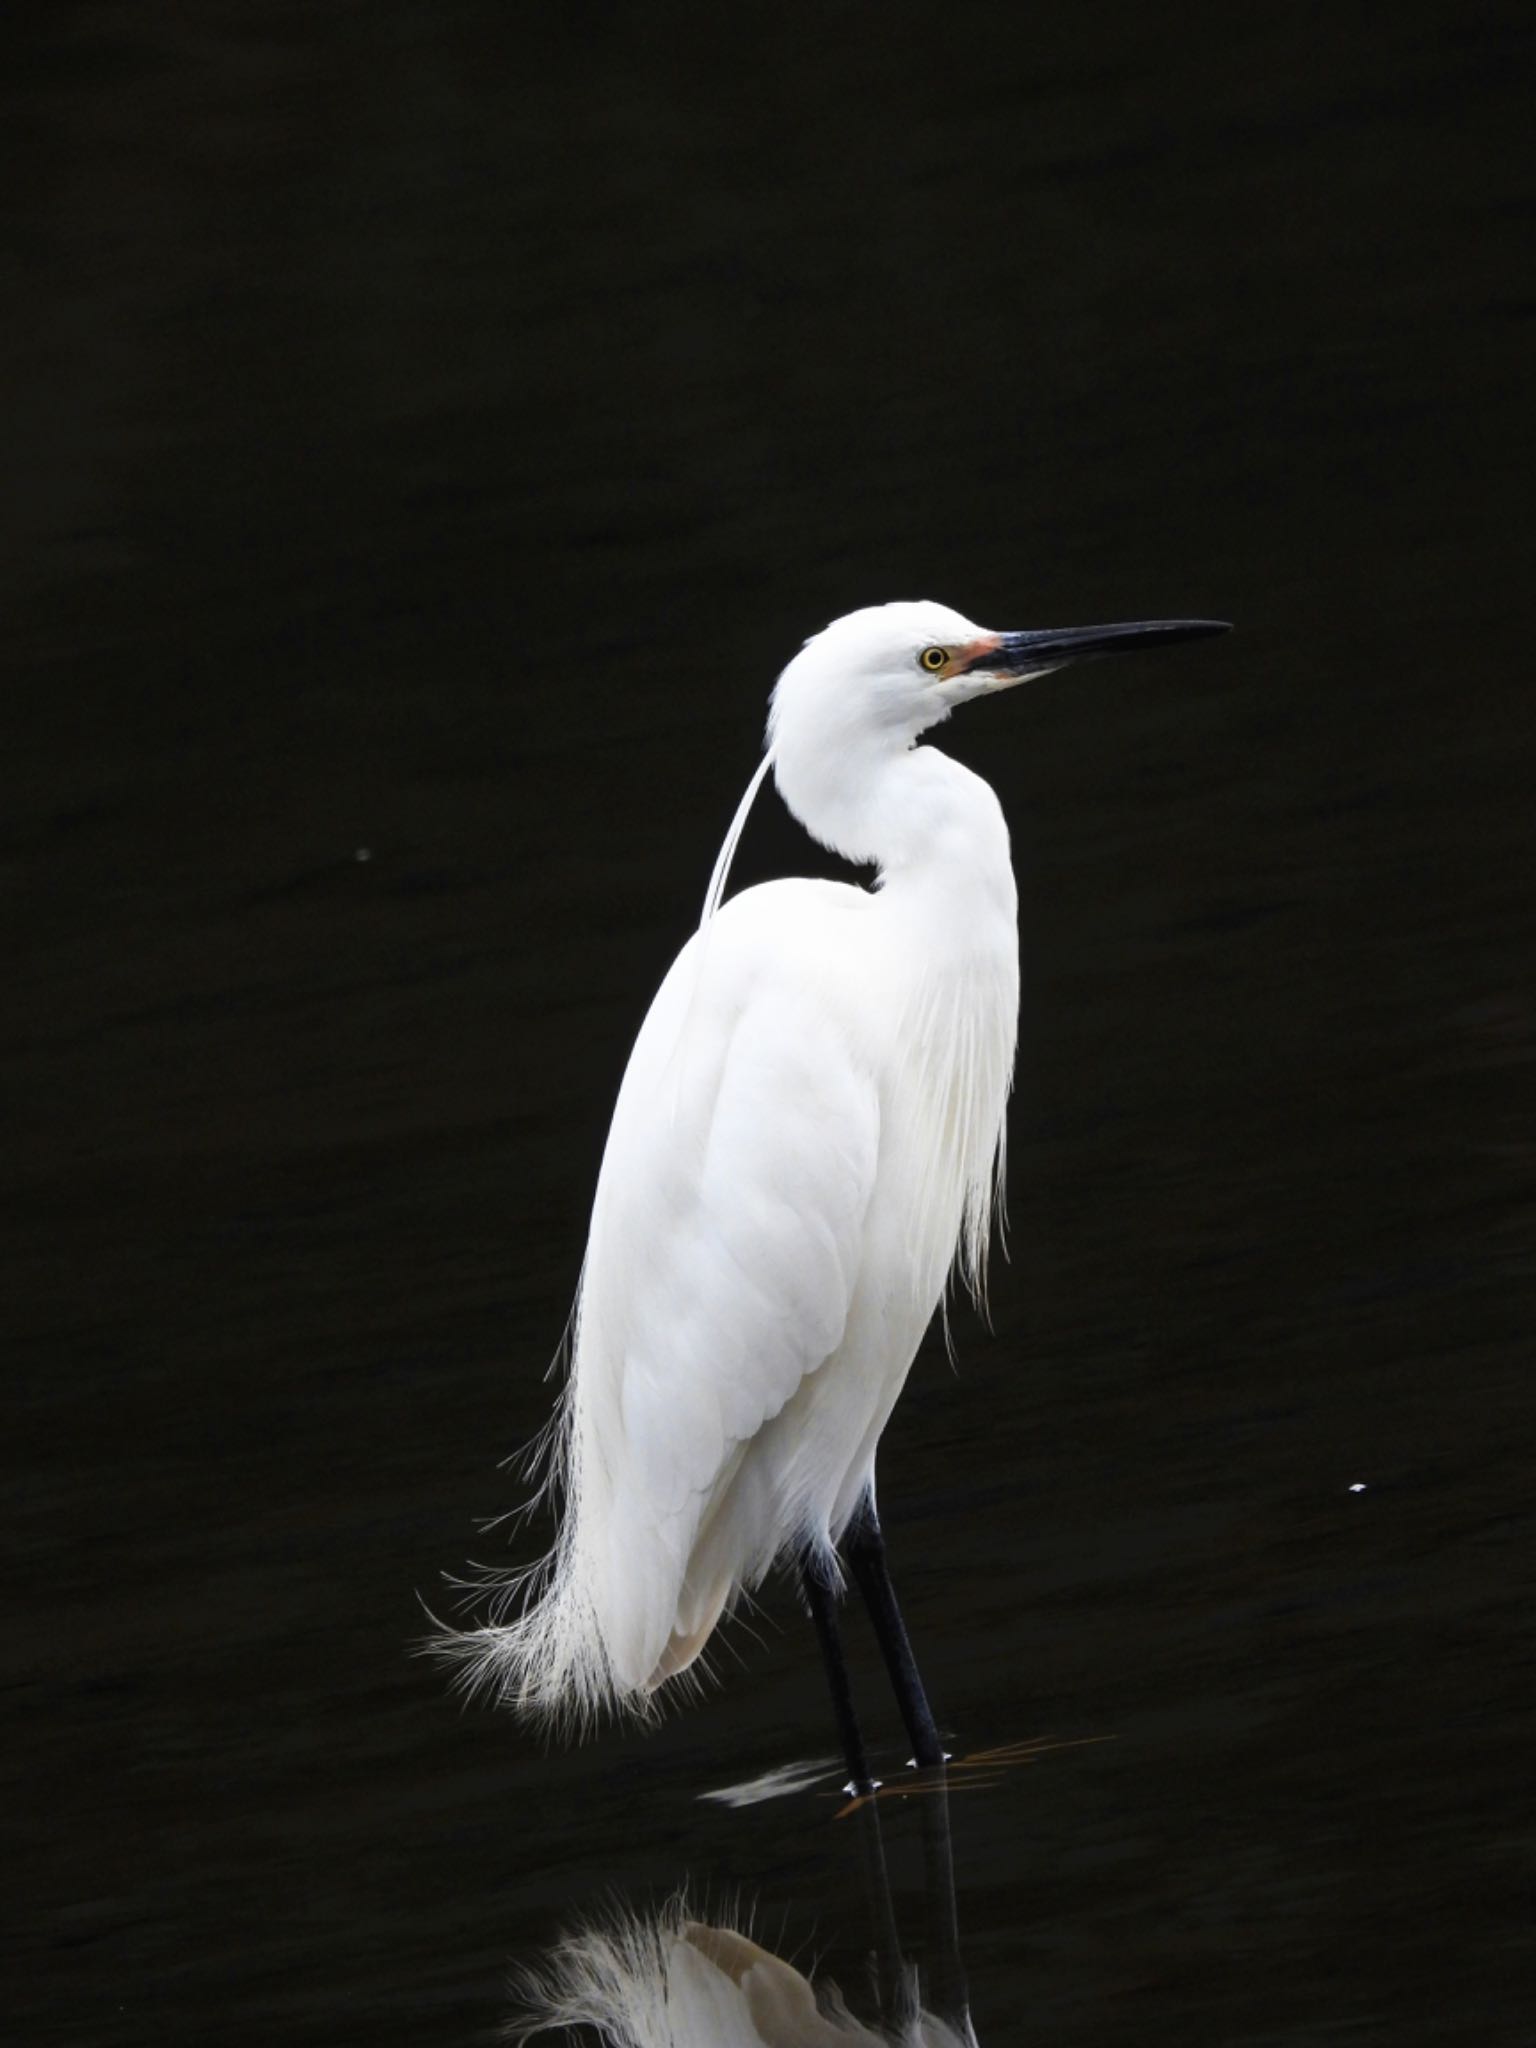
top-left (773, 730), bottom-right (1014, 909)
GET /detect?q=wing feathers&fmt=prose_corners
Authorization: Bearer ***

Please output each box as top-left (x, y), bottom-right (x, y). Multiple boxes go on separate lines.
top-left (435, 892), bottom-right (883, 1723)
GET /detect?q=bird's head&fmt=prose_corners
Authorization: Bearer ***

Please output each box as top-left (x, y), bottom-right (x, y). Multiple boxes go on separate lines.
top-left (770, 599), bottom-right (1230, 753)
top-left (759, 598), bottom-right (1230, 873)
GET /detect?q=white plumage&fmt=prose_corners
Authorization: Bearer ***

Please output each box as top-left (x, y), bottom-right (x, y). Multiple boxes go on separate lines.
top-left (506, 1895), bottom-right (972, 2048)
top-left (432, 598), bottom-right (1227, 1730)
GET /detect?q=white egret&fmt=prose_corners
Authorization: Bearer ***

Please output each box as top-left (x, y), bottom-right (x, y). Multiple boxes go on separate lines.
top-left (434, 600), bottom-right (1228, 1779)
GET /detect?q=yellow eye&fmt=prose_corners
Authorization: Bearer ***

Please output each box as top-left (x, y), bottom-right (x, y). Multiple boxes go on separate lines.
top-left (919, 646), bottom-right (947, 673)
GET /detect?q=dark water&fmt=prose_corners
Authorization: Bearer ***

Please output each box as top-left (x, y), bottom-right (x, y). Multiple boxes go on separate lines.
top-left (6, 4), bottom-right (1534, 2042)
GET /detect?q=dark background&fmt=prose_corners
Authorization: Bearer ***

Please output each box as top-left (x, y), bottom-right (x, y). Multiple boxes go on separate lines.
top-left (6, 3), bottom-right (1534, 2042)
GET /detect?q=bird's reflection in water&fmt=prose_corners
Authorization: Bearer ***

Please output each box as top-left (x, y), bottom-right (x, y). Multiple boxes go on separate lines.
top-left (506, 1903), bottom-right (971, 2047)
top-left (508, 1766), bottom-right (978, 2046)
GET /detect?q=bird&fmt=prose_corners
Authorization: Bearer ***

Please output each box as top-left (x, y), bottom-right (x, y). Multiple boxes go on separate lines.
top-left (433, 600), bottom-right (1228, 1782)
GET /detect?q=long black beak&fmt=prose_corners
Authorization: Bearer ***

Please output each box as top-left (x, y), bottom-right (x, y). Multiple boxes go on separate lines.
top-left (962, 618), bottom-right (1231, 679)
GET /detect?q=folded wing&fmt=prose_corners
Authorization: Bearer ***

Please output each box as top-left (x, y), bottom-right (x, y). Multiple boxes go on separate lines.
top-left (570, 889), bottom-right (881, 1690)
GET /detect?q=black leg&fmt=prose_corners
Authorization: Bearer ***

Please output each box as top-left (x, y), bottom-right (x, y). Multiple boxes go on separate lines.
top-left (842, 1497), bottom-right (945, 1770)
top-left (802, 1549), bottom-right (876, 1797)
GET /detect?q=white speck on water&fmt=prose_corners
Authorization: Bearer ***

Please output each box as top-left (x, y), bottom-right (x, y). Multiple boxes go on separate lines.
top-left (354, 847), bottom-right (372, 862)
top-left (1348, 1482), bottom-right (1368, 1493)
top-left (699, 1757), bottom-right (843, 1808)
